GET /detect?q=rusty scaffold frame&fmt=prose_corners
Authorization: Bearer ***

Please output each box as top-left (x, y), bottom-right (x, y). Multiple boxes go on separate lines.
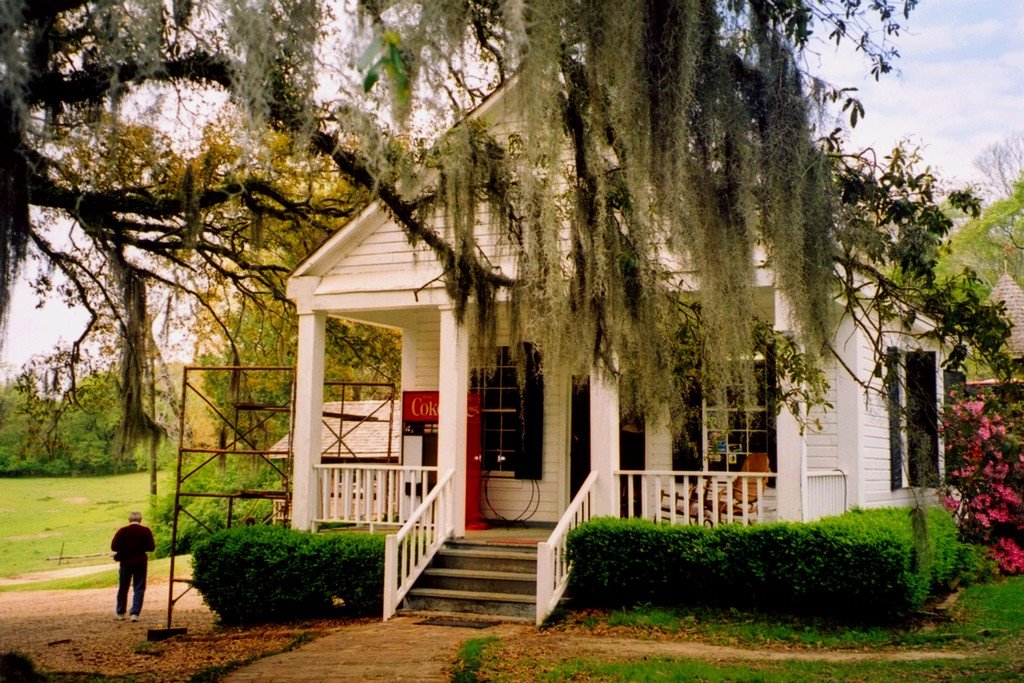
top-left (164, 365), bottom-right (295, 631)
top-left (163, 368), bottom-right (399, 631)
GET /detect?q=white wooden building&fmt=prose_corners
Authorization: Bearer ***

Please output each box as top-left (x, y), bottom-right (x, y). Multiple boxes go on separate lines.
top-left (285, 92), bottom-right (947, 623)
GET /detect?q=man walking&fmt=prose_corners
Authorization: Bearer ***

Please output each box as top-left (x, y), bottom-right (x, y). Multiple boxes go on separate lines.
top-left (110, 510), bottom-right (155, 622)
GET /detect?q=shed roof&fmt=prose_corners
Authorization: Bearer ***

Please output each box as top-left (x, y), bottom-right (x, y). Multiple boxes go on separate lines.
top-left (990, 272), bottom-right (1024, 357)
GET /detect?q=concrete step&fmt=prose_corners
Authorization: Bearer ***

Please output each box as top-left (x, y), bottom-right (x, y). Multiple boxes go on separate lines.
top-left (418, 567), bottom-right (537, 596)
top-left (403, 587), bottom-right (535, 621)
top-left (431, 547), bottom-right (537, 574)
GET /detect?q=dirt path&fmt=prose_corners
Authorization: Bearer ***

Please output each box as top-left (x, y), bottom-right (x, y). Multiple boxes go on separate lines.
top-left (0, 561), bottom-right (118, 586)
top-left (0, 580), bottom-right (331, 682)
top-left (0, 586), bottom-right (980, 682)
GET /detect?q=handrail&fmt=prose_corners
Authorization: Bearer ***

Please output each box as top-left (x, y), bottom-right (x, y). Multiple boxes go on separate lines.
top-left (383, 468), bottom-right (455, 620)
top-left (536, 470), bottom-right (599, 625)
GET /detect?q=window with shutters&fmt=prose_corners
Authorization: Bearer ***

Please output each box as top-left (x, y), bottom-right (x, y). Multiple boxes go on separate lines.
top-left (471, 344), bottom-right (543, 479)
top-left (888, 349), bottom-right (940, 489)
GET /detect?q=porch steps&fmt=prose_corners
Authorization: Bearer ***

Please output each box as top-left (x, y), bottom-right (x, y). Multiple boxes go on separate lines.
top-left (401, 540), bottom-right (539, 621)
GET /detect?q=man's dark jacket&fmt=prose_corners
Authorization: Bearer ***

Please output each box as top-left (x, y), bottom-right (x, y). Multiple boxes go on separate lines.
top-left (111, 523), bottom-right (155, 565)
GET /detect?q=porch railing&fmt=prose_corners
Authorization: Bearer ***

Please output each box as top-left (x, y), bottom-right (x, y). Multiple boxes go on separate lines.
top-left (314, 464), bottom-right (437, 530)
top-left (383, 468), bottom-right (455, 620)
top-left (536, 471), bottom-right (599, 626)
top-left (805, 469), bottom-right (847, 521)
top-left (616, 470), bottom-right (774, 526)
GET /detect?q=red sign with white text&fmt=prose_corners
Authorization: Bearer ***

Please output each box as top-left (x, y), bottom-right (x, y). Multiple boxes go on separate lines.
top-left (402, 391), bottom-right (440, 423)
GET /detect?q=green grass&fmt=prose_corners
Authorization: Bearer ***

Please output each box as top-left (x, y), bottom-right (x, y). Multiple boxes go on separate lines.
top-left (537, 655), bottom-right (1024, 682)
top-left (478, 578), bottom-right (1024, 681)
top-left (451, 636), bottom-right (499, 683)
top-left (569, 577), bottom-right (1024, 651)
top-left (0, 472), bottom-right (158, 577)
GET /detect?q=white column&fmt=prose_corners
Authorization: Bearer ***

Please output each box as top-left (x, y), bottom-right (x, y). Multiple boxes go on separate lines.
top-left (401, 325), bottom-right (419, 391)
top-left (773, 289), bottom-right (805, 521)
top-left (589, 363), bottom-right (620, 517)
top-left (292, 311), bottom-right (326, 531)
top-left (775, 406), bottom-right (805, 521)
top-left (835, 316), bottom-right (864, 509)
top-left (438, 306), bottom-right (468, 536)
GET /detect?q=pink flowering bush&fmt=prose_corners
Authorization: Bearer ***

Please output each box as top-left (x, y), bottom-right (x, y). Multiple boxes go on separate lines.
top-left (942, 393), bottom-right (1024, 574)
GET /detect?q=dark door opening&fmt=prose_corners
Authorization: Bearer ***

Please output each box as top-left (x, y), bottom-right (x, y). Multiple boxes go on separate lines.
top-left (569, 379), bottom-right (591, 498)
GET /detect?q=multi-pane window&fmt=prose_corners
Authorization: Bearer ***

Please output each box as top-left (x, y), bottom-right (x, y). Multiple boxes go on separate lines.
top-left (470, 344), bottom-right (544, 479)
top-left (673, 354), bottom-right (776, 475)
top-left (704, 358), bottom-right (774, 473)
top-left (472, 347), bottom-right (521, 473)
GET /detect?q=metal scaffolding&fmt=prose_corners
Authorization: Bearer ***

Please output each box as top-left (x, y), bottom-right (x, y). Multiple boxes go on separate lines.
top-left (163, 367), bottom-right (399, 630)
top-left (164, 365), bottom-right (295, 630)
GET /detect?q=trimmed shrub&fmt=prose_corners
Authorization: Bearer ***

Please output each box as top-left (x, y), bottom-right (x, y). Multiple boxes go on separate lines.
top-left (566, 507), bottom-right (976, 619)
top-left (191, 525), bottom-right (385, 623)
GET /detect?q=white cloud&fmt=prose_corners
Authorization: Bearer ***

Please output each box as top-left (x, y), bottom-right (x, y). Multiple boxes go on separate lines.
top-left (815, 0), bottom-right (1023, 187)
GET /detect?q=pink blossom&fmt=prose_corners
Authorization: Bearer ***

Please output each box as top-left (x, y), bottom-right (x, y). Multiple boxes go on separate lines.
top-left (992, 538), bottom-right (1024, 574)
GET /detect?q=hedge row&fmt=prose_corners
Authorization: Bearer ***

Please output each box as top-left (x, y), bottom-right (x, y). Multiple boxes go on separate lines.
top-left (566, 508), bottom-right (980, 619)
top-left (191, 525), bottom-right (385, 623)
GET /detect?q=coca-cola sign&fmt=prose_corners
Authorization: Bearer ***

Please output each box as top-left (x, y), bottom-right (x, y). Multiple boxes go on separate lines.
top-left (402, 391), bottom-right (439, 423)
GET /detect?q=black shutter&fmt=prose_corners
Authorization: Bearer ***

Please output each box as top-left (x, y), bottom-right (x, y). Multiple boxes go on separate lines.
top-left (765, 342), bottom-right (778, 475)
top-left (907, 351), bottom-right (939, 486)
top-left (886, 347), bottom-right (903, 491)
top-left (516, 342), bottom-right (544, 480)
top-left (943, 370), bottom-right (966, 402)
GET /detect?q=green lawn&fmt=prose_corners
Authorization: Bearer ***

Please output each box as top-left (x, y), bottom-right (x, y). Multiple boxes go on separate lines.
top-left (472, 577), bottom-right (1024, 681)
top-left (0, 472), bottom-right (156, 577)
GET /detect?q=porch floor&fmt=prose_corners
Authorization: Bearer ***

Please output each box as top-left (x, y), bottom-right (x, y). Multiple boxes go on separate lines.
top-left (459, 523), bottom-right (554, 545)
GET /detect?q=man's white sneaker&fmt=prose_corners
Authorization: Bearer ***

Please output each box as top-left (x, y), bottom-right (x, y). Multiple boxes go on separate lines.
top-left (130, 615), bottom-right (139, 622)
top-left (116, 613), bottom-right (125, 621)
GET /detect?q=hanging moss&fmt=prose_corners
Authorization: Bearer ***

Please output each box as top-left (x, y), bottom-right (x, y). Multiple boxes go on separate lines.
top-left (389, 1), bottom-right (838, 419)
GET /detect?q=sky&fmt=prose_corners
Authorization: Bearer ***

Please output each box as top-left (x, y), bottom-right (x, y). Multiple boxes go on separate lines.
top-left (2, 0), bottom-right (1022, 375)
top-left (814, 0), bottom-right (1024, 189)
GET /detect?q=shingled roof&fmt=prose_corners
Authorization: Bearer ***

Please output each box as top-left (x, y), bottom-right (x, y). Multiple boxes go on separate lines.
top-left (990, 272), bottom-right (1024, 358)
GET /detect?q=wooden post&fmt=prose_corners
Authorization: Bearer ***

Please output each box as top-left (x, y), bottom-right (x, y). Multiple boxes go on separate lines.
top-left (292, 311), bottom-right (326, 531)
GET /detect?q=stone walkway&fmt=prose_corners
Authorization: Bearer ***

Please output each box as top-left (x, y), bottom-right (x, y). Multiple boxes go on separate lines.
top-left (224, 615), bottom-right (530, 682)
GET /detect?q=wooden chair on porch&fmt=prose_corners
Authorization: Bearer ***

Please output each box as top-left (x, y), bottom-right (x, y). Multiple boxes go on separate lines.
top-left (660, 482), bottom-right (714, 525)
top-left (718, 451), bottom-right (771, 523)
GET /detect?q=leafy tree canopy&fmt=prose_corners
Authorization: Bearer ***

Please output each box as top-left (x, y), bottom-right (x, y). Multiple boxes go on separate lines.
top-left (0, 0), bottom-right (1011, 445)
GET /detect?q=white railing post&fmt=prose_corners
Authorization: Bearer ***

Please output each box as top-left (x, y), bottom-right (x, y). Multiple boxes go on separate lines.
top-left (536, 542), bottom-right (554, 625)
top-left (384, 533), bottom-right (398, 618)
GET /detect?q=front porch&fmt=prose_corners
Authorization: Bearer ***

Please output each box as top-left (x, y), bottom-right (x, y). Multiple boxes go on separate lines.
top-left (309, 461), bottom-right (847, 624)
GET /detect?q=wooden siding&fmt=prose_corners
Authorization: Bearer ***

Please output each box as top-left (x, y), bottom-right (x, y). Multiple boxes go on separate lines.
top-left (805, 360), bottom-right (839, 471)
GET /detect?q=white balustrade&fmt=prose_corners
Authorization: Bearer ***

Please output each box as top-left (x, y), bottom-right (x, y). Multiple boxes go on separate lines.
top-left (616, 469), bottom-right (774, 527)
top-left (536, 471), bottom-right (598, 625)
top-left (314, 464), bottom-right (437, 531)
top-left (383, 468), bottom-right (455, 620)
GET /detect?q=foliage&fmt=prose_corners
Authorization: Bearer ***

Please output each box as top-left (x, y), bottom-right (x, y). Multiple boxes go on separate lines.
top-left (940, 178), bottom-right (1024, 291)
top-left (2, 0), bottom-right (1006, 450)
top-left (0, 370), bottom-right (175, 477)
top-left (833, 146), bottom-right (1011, 378)
top-left (191, 525), bottom-right (385, 623)
top-left (566, 509), bottom-right (977, 620)
top-left (974, 131), bottom-right (1024, 200)
top-left (942, 390), bottom-right (1024, 574)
